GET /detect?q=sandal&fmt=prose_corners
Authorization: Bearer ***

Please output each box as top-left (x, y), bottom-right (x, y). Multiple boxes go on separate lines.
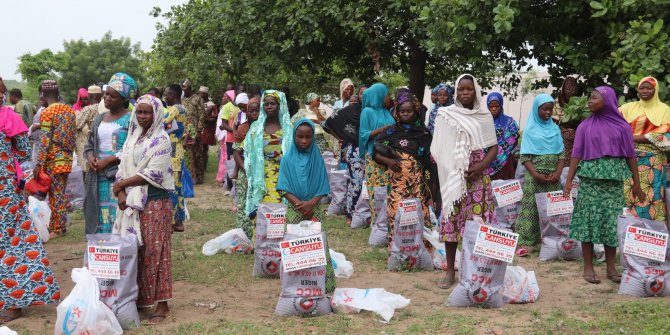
top-left (173, 222), bottom-right (185, 233)
top-left (607, 273), bottom-right (622, 283)
top-left (142, 312), bottom-right (172, 325)
top-left (583, 274), bottom-right (601, 284)
top-left (515, 248), bottom-right (529, 257)
top-left (0, 310), bottom-right (22, 324)
top-left (437, 275), bottom-right (456, 290)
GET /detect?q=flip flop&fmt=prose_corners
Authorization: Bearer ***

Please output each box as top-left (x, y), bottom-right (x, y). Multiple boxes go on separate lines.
top-left (0, 311), bottom-right (22, 324)
top-left (142, 312), bottom-right (172, 325)
top-left (515, 248), bottom-right (529, 257)
top-left (583, 274), bottom-right (601, 284)
top-left (607, 273), bottom-right (622, 283)
top-left (437, 276), bottom-right (455, 290)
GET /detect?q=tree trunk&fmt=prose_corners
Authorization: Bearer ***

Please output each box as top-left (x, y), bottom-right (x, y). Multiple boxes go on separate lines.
top-left (408, 39), bottom-right (427, 102)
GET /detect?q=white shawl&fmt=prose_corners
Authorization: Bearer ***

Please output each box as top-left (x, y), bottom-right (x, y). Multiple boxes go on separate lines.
top-left (113, 95), bottom-right (175, 245)
top-left (430, 74), bottom-right (497, 220)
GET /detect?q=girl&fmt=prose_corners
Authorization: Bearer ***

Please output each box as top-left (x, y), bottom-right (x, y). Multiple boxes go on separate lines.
top-left (431, 74), bottom-right (498, 288)
top-left (486, 92), bottom-right (520, 180)
top-left (244, 90), bottom-right (293, 218)
top-left (277, 118), bottom-right (330, 224)
top-left (374, 93), bottom-right (434, 252)
top-left (291, 93), bottom-right (329, 153)
top-left (516, 94), bottom-right (565, 256)
top-left (565, 86), bottom-right (644, 284)
top-left (619, 76), bottom-right (670, 222)
top-left (232, 97), bottom-right (261, 239)
top-left (425, 83), bottom-right (454, 134)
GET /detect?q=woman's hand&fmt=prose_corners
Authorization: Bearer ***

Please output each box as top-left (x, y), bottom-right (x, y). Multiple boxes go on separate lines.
top-left (297, 198), bottom-right (317, 218)
top-left (465, 164), bottom-right (485, 181)
top-left (87, 155), bottom-right (98, 172)
top-left (32, 164), bottom-right (41, 179)
top-left (563, 182), bottom-right (572, 198)
top-left (117, 191), bottom-right (128, 210)
top-left (547, 171), bottom-right (561, 183)
top-left (96, 156), bottom-right (115, 171)
top-left (112, 180), bottom-right (125, 196)
top-left (632, 184), bottom-right (646, 203)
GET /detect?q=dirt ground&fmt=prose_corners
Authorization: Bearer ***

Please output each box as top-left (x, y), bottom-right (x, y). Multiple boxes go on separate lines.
top-left (7, 178), bottom-right (670, 335)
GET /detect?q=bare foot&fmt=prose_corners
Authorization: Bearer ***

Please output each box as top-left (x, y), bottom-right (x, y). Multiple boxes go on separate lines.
top-left (583, 270), bottom-right (601, 284)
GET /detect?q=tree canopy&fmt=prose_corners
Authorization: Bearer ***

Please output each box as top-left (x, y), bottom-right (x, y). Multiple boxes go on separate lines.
top-left (17, 32), bottom-right (144, 103)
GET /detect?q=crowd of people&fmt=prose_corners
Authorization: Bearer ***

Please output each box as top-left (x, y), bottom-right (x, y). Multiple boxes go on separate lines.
top-left (0, 71), bottom-right (668, 324)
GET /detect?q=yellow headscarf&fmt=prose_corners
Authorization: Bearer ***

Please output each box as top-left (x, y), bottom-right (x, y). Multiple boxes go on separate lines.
top-left (620, 76), bottom-right (670, 126)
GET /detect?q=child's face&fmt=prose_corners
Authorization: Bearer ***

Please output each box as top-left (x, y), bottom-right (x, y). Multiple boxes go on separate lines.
top-left (397, 102), bottom-right (416, 124)
top-left (437, 90), bottom-right (449, 105)
top-left (295, 124), bottom-right (313, 151)
top-left (587, 90), bottom-right (604, 114)
top-left (488, 100), bottom-right (501, 118)
top-left (538, 102), bottom-right (554, 121)
top-left (349, 95), bottom-right (359, 104)
top-left (247, 102), bottom-right (260, 121)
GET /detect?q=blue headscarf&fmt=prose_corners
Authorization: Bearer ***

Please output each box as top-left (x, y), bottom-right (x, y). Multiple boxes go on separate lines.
top-left (520, 94), bottom-right (564, 155)
top-left (107, 72), bottom-right (138, 100)
top-left (276, 118), bottom-right (330, 201)
top-left (244, 90), bottom-right (294, 215)
top-left (359, 83), bottom-right (395, 157)
top-left (486, 92), bottom-right (520, 174)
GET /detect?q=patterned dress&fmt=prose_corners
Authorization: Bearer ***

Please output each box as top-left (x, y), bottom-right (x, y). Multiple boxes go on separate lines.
top-left (165, 104), bottom-right (188, 224)
top-left (234, 142), bottom-right (253, 239)
top-left (570, 158), bottom-right (631, 247)
top-left (366, 154), bottom-right (388, 223)
top-left (344, 144), bottom-right (365, 219)
top-left (75, 103), bottom-right (100, 171)
top-left (183, 94), bottom-right (206, 183)
top-left (0, 131), bottom-right (61, 311)
top-left (623, 114), bottom-right (670, 221)
top-left (137, 197), bottom-right (173, 307)
top-left (440, 150), bottom-right (496, 242)
top-left (38, 103), bottom-right (76, 234)
top-left (516, 152), bottom-right (565, 246)
top-left (95, 114), bottom-right (130, 233)
top-left (261, 131), bottom-right (284, 204)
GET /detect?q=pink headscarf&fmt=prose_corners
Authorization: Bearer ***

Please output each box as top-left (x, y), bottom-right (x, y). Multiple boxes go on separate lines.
top-left (225, 90), bottom-right (236, 102)
top-left (0, 106), bottom-right (29, 182)
top-left (72, 87), bottom-right (88, 111)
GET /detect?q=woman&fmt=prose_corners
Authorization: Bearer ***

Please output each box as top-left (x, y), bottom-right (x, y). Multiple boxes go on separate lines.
top-left (333, 78), bottom-right (355, 112)
top-left (244, 90), bottom-right (293, 218)
top-left (72, 87), bottom-right (89, 112)
top-left (564, 86), bottom-right (644, 284)
top-left (425, 83), bottom-right (454, 135)
top-left (516, 94), bottom-right (565, 255)
top-left (553, 77), bottom-right (580, 162)
top-left (431, 74), bottom-right (498, 288)
top-left (112, 94), bottom-right (174, 325)
top-left (277, 118), bottom-right (330, 224)
top-left (163, 84), bottom-right (189, 232)
top-left (486, 92), bottom-right (520, 180)
top-left (359, 83), bottom-right (395, 221)
top-left (215, 90), bottom-right (236, 185)
top-left (291, 93), bottom-right (329, 153)
top-left (620, 76), bottom-right (670, 222)
top-left (374, 93), bottom-right (434, 251)
top-left (83, 74), bottom-right (135, 234)
top-left (0, 106), bottom-right (60, 323)
top-left (233, 97), bottom-right (260, 239)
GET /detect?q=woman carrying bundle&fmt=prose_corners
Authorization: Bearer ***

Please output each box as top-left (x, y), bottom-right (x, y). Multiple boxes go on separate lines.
top-left (486, 92), bottom-right (520, 180)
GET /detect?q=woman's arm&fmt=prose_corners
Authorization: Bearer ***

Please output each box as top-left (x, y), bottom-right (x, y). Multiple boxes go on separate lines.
top-left (465, 144), bottom-right (498, 181)
top-left (112, 175), bottom-right (148, 195)
top-left (233, 149), bottom-right (245, 172)
top-left (634, 134), bottom-right (650, 144)
top-left (373, 151), bottom-right (400, 172)
top-left (522, 156), bottom-right (546, 184)
top-left (562, 157), bottom-right (581, 197)
top-left (627, 157), bottom-right (646, 202)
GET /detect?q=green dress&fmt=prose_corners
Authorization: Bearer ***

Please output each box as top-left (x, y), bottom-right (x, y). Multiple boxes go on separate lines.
top-left (569, 157), bottom-right (631, 247)
top-left (516, 152), bottom-right (565, 246)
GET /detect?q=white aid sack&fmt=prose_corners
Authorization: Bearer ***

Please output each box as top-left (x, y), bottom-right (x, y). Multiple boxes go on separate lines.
top-left (368, 187), bottom-right (389, 247)
top-left (491, 179), bottom-right (522, 230)
top-left (55, 268), bottom-right (123, 335)
top-left (329, 249), bottom-right (353, 279)
top-left (275, 222), bottom-right (332, 317)
top-left (447, 221), bottom-right (507, 308)
top-left (387, 198), bottom-right (432, 271)
top-left (331, 288), bottom-right (410, 323)
top-left (27, 196), bottom-right (50, 243)
top-left (84, 234), bottom-right (140, 329)
top-left (327, 169), bottom-right (348, 216)
top-left (617, 215), bottom-right (670, 297)
top-left (535, 193), bottom-right (582, 261)
top-left (253, 203), bottom-right (287, 277)
top-left (350, 185), bottom-right (371, 229)
top-left (202, 228), bottom-right (253, 256)
top-left (502, 266), bottom-right (540, 304)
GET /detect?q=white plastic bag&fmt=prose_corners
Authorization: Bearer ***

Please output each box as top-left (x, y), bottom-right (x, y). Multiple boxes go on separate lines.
top-left (331, 288), bottom-right (410, 323)
top-left (502, 266), bottom-right (540, 304)
top-left (65, 164), bottom-right (85, 210)
top-left (202, 228), bottom-right (253, 256)
top-left (55, 267), bottom-right (123, 335)
top-left (329, 249), bottom-right (353, 279)
top-left (422, 227), bottom-right (459, 271)
top-left (0, 326), bottom-right (17, 335)
top-left (28, 196), bottom-right (50, 243)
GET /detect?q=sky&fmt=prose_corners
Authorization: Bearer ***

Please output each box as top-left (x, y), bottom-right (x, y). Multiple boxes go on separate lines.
top-left (1, 0), bottom-right (187, 81)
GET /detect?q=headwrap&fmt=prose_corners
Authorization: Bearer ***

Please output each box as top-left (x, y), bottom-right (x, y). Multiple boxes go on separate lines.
top-left (0, 106), bottom-right (29, 137)
top-left (244, 90), bottom-right (293, 215)
top-left (225, 90), bottom-right (235, 102)
top-left (377, 93), bottom-right (432, 164)
top-left (276, 118), bottom-right (330, 201)
top-left (430, 74), bottom-right (497, 219)
top-left (88, 85), bottom-right (102, 94)
top-left (486, 92), bottom-right (520, 174)
top-left (235, 93), bottom-right (249, 105)
top-left (107, 72), bottom-right (138, 100)
top-left (427, 83), bottom-right (455, 134)
top-left (339, 78), bottom-right (354, 101)
top-left (620, 76), bottom-right (670, 127)
top-left (305, 92), bottom-right (319, 104)
top-left (198, 86), bottom-right (209, 93)
top-left (520, 94), bottom-right (564, 155)
top-left (113, 94), bottom-right (174, 244)
top-left (573, 86), bottom-right (636, 161)
top-left (41, 80), bottom-right (58, 93)
top-left (358, 83), bottom-right (395, 157)
top-left (72, 87), bottom-right (88, 111)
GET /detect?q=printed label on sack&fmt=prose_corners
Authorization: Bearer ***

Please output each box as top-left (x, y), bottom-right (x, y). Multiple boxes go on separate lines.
top-left (473, 225), bottom-right (518, 263)
top-left (570, 181), bottom-right (580, 199)
top-left (280, 234), bottom-right (327, 272)
top-left (88, 246), bottom-right (120, 279)
top-left (545, 191), bottom-right (573, 216)
top-left (361, 181), bottom-right (369, 200)
top-left (398, 200), bottom-right (420, 227)
top-left (624, 226), bottom-right (668, 262)
top-left (266, 210), bottom-right (287, 239)
top-left (493, 180), bottom-right (523, 207)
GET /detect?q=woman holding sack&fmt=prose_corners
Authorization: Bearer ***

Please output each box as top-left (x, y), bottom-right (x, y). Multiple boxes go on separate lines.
top-left (112, 95), bottom-right (175, 325)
